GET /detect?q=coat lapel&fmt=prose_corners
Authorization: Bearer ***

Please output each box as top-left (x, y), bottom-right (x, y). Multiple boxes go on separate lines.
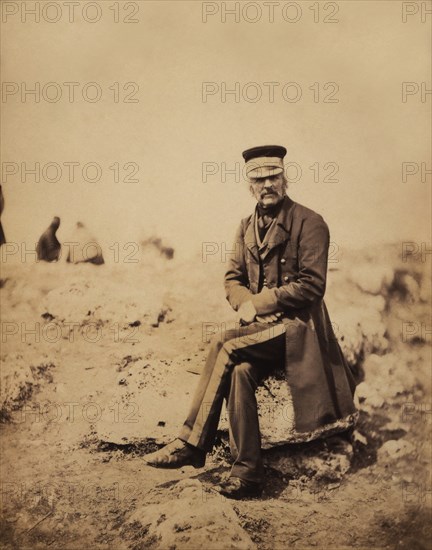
top-left (244, 213), bottom-right (259, 261)
top-left (259, 196), bottom-right (296, 260)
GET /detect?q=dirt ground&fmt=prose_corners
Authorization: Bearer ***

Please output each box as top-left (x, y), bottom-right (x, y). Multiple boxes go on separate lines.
top-left (1, 246), bottom-right (431, 549)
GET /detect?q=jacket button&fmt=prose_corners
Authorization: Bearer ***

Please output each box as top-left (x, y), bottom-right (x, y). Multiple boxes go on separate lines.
top-left (281, 258), bottom-right (286, 264)
top-left (283, 276), bottom-right (289, 282)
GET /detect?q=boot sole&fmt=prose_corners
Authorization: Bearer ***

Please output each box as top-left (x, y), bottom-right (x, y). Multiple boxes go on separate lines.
top-left (144, 458), bottom-right (205, 469)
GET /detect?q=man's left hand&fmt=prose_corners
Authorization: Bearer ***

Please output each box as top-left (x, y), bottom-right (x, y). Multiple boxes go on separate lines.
top-left (256, 312), bottom-right (283, 323)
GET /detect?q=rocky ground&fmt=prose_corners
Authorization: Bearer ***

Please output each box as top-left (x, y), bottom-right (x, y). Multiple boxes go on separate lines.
top-left (0, 242), bottom-right (430, 549)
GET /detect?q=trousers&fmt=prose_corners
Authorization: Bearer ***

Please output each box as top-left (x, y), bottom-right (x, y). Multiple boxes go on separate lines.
top-left (179, 321), bottom-right (286, 482)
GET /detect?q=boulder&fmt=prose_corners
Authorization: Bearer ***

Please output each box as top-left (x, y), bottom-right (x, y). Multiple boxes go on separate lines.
top-left (0, 354), bottom-right (55, 421)
top-left (42, 274), bottom-right (168, 328)
top-left (357, 353), bottom-right (420, 411)
top-left (348, 264), bottom-right (393, 295)
top-left (266, 435), bottom-right (353, 483)
top-left (378, 439), bottom-right (415, 460)
top-left (121, 479), bottom-right (255, 549)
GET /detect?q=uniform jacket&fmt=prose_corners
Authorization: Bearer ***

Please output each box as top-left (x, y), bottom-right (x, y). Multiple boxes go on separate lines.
top-left (224, 195), bottom-right (357, 438)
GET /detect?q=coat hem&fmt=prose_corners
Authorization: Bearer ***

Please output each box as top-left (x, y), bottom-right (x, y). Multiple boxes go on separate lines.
top-left (260, 410), bottom-right (359, 448)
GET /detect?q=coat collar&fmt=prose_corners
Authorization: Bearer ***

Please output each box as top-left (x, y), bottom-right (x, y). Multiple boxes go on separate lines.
top-left (244, 195), bottom-right (295, 261)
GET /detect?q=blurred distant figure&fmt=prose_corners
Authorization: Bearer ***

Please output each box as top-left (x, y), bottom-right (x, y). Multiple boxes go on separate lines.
top-left (37, 217), bottom-right (61, 262)
top-left (66, 221), bottom-right (104, 265)
top-left (140, 236), bottom-right (175, 260)
top-left (162, 246), bottom-right (174, 260)
top-left (0, 185), bottom-right (6, 246)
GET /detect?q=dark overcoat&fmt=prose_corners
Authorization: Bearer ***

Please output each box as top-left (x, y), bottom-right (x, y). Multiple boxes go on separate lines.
top-left (224, 195), bottom-right (357, 439)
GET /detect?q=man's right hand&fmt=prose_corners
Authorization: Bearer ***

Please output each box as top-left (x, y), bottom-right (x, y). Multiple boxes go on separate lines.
top-left (256, 312), bottom-right (283, 323)
top-left (236, 301), bottom-right (257, 325)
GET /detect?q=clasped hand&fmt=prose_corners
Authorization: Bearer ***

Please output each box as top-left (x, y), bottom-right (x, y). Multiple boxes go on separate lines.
top-left (236, 301), bottom-right (283, 325)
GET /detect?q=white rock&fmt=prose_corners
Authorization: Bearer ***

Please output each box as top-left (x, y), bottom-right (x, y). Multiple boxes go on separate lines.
top-left (356, 382), bottom-right (384, 408)
top-left (378, 439), bottom-right (415, 460)
top-left (122, 479), bottom-right (255, 549)
top-left (349, 264), bottom-right (393, 295)
top-left (353, 431), bottom-right (368, 445)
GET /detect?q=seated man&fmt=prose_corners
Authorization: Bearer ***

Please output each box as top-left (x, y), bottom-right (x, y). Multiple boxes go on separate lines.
top-left (144, 145), bottom-right (358, 500)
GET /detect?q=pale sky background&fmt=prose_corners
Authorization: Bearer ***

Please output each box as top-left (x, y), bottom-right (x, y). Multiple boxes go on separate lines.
top-left (1, 0), bottom-right (431, 259)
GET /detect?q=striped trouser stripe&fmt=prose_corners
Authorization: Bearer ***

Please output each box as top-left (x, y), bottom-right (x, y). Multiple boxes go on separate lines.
top-left (186, 322), bottom-right (286, 448)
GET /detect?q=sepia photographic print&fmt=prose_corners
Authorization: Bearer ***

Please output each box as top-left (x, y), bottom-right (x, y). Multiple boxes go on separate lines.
top-left (0, 1), bottom-right (431, 549)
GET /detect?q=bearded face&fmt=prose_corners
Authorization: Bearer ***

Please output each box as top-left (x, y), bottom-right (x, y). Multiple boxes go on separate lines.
top-left (249, 173), bottom-right (287, 208)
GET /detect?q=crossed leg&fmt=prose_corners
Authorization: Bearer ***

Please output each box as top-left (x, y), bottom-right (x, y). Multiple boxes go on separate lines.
top-left (179, 321), bottom-right (286, 482)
